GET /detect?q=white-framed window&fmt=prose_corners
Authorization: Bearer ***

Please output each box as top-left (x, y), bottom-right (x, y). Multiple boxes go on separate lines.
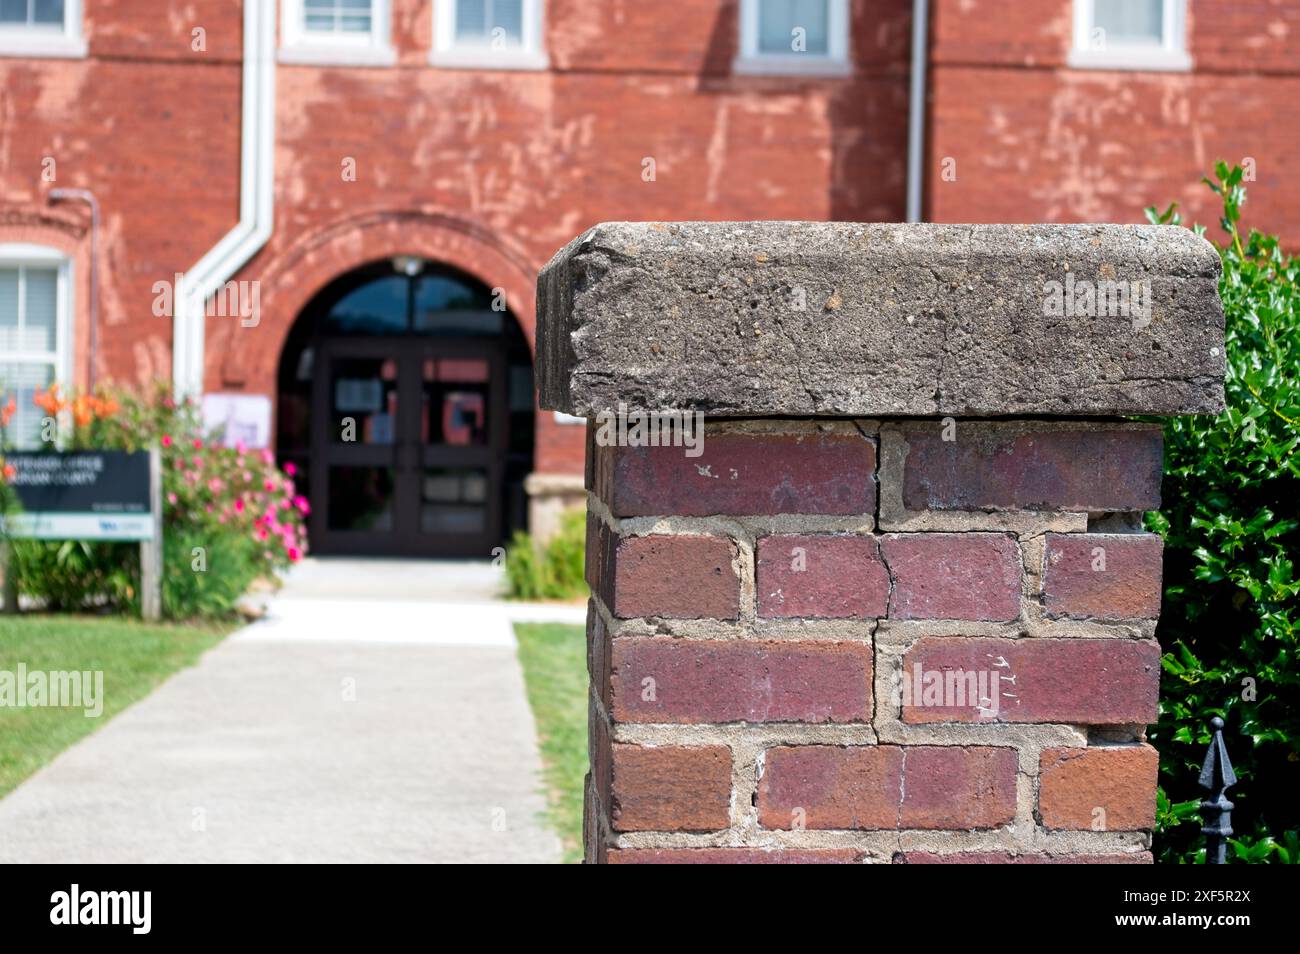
top-left (431, 0), bottom-right (548, 70)
top-left (1069, 0), bottom-right (1191, 71)
top-left (280, 0), bottom-right (396, 66)
top-left (0, 0), bottom-right (86, 59)
top-left (735, 0), bottom-right (850, 76)
top-left (0, 244), bottom-right (72, 449)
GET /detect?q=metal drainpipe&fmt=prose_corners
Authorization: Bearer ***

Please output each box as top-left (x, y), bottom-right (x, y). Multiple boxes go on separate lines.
top-left (906, 0), bottom-right (930, 223)
top-left (48, 188), bottom-right (100, 391)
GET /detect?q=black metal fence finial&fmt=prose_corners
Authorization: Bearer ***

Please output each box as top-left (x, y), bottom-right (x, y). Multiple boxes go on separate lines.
top-left (1199, 716), bottom-right (1237, 864)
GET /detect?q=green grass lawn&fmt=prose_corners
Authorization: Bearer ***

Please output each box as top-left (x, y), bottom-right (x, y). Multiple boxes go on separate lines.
top-left (0, 615), bottom-right (230, 798)
top-left (514, 622), bottom-right (588, 863)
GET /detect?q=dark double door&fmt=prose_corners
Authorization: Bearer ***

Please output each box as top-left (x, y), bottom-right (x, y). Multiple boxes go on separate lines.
top-left (309, 336), bottom-right (505, 557)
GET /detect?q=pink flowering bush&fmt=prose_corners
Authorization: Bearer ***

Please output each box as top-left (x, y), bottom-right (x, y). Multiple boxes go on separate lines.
top-left (13, 383), bottom-right (307, 619)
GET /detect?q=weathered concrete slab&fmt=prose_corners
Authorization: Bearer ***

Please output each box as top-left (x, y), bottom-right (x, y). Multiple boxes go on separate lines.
top-left (537, 222), bottom-right (1226, 417)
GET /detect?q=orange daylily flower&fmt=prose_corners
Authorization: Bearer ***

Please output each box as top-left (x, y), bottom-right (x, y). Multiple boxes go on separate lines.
top-left (33, 383), bottom-right (67, 417)
top-left (72, 395), bottom-right (93, 427)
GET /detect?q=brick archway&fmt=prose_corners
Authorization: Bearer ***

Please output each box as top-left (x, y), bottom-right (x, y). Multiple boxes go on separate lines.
top-left (206, 209), bottom-right (539, 398)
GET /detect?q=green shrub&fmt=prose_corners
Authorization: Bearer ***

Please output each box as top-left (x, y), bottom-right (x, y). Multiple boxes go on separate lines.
top-left (162, 529), bottom-right (262, 620)
top-left (505, 508), bottom-right (588, 601)
top-left (1145, 164), bottom-right (1300, 863)
top-left (5, 384), bottom-right (306, 621)
top-left (11, 540), bottom-right (136, 613)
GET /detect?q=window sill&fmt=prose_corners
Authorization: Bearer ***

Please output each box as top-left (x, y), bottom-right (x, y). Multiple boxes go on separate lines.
top-left (732, 55), bottom-right (852, 77)
top-left (1067, 47), bottom-right (1192, 72)
top-left (428, 47), bottom-right (550, 71)
top-left (0, 33), bottom-right (87, 59)
top-left (278, 43), bottom-right (398, 67)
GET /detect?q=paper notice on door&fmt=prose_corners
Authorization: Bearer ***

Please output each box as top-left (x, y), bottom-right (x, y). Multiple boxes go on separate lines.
top-left (336, 378), bottom-right (383, 413)
top-left (369, 413), bottom-right (395, 445)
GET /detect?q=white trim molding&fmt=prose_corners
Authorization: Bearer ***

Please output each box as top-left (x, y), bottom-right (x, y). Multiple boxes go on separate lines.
top-left (0, 0), bottom-right (86, 59)
top-left (734, 0), bottom-right (851, 76)
top-left (279, 0), bottom-right (397, 66)
top-left (0, 243), bottom-right (74, 448)
top-left (174, 0), bottom-right (276, 398)
top-left (430, 0), bottom-right (549, 71)
top-left (1069, 0), bottom-right (1191, 72)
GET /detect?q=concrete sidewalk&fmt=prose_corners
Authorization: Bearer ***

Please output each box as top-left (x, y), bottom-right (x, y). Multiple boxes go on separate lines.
top-left (0, 559), bottom-right (584, 864)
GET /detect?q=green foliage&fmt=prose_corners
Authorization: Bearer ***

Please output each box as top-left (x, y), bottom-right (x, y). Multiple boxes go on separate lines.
top-left (504, 508), bottom-right (588, 601)
top-left (8, 384), bottom-right (306, 620)
top-left (161, 530), bottom-right (262, 620)
top-left (10, 540), bottom-right (137, 613)
top-left (1145, 163), bottom-right (1300, 862)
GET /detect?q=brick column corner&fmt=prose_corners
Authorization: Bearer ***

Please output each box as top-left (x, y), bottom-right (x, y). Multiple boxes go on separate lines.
top-left (536, 222), bottom-right (1225, 865)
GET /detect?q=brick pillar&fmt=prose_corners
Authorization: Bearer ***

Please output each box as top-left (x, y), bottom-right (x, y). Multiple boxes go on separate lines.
top-left (537, 222), bottom-right (1225, 864)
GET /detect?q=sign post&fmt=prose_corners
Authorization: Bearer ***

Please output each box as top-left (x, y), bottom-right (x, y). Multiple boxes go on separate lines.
top-left (140, 447), bottom-right (162, 620)
top-left (1, 448), bottom-right (162, 620)
top-left (1, 539), bottom-right (16, 615)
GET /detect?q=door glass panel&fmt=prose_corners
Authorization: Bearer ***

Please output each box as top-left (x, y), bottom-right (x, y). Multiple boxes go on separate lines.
top-left (331, 356), bottom-right (398, 444)
top-left (412, 273), bottom-right (500, 335)
top-left (324, 276), bottom-right (409, 335)
top-left (328, 466), bottom-right (395, 531)
top-left (423, 357), bottom-right (489, 446)
top-left (421, 468), bottom-right (488, 534)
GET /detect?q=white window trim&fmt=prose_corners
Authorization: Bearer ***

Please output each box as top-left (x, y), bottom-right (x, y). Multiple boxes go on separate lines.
top-left (279, 0), bottom-right (397, 67)
top-left (430, 0), bottom-right (549, 71)
top-left (734, 0), bottom-right (851, 76)
top-left (0, 0), bottom-right (86, 59)
top-left (1069, 0), bottom-right (1191, 72)
top-left (0, 244), bottom-right (74, 448)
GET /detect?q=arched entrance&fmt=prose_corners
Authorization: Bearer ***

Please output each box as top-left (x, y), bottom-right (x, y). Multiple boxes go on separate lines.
top-left (276, 259), bottom-right (534, 557)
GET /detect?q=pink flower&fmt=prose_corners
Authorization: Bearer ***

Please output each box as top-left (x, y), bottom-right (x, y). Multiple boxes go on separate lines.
top-left (167, 492), bottom-right (177, 505)
top-left (161, 435), bottom-right (173, 448)
top-left (293, 495), bottom-right (310, 514)
top-left (234, 498), bottom-right (245, 513)
top-left (235, 441), bottom-right (247, 455)
top-left (192, 455), bottom-right (203, 468)
top-left (257, 527), bottom-right (268, 541)
top-left (264, 480), bottom-right (276, 492)
top-left (284, 462), bottom-right (297, 477)
top-left (287, 546), bottom-right (302, 562)
top-left (261, 449), bottom-right (274, 465)
top-left (279, 498), bottom-right (291, 510)
top-left (193, 438), bottom-right (203, 450)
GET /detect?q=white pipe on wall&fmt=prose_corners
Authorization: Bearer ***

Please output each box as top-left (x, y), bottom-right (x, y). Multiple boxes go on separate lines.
top-left (172, 0), bottom-right (276, 398)
top-left (906, 0), bottom-right (929, 223)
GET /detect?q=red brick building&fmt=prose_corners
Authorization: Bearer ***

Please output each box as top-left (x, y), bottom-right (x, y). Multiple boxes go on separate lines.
top-left (0, 1), bottom-right (1293, 556)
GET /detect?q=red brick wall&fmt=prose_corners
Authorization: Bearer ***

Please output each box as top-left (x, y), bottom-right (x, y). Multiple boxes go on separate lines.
top-left (927, 0), bottom-right (1300, 246)
top-left (0, 0), bottom-right (243, 387)
top-left (585, 419), bottom-right (1160, 863)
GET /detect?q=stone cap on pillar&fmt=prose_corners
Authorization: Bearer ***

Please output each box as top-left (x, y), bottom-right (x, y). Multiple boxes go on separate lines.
top-left (536, 222), bottom-right (1226, 418)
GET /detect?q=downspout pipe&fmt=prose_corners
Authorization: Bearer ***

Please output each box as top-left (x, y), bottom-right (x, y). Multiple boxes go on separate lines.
top-left (906, 0), bottom-right (929, 223)
top-left (48, 188), bottom-right (99, 390)
top-left (173, 0), bottom-right (276, 399)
